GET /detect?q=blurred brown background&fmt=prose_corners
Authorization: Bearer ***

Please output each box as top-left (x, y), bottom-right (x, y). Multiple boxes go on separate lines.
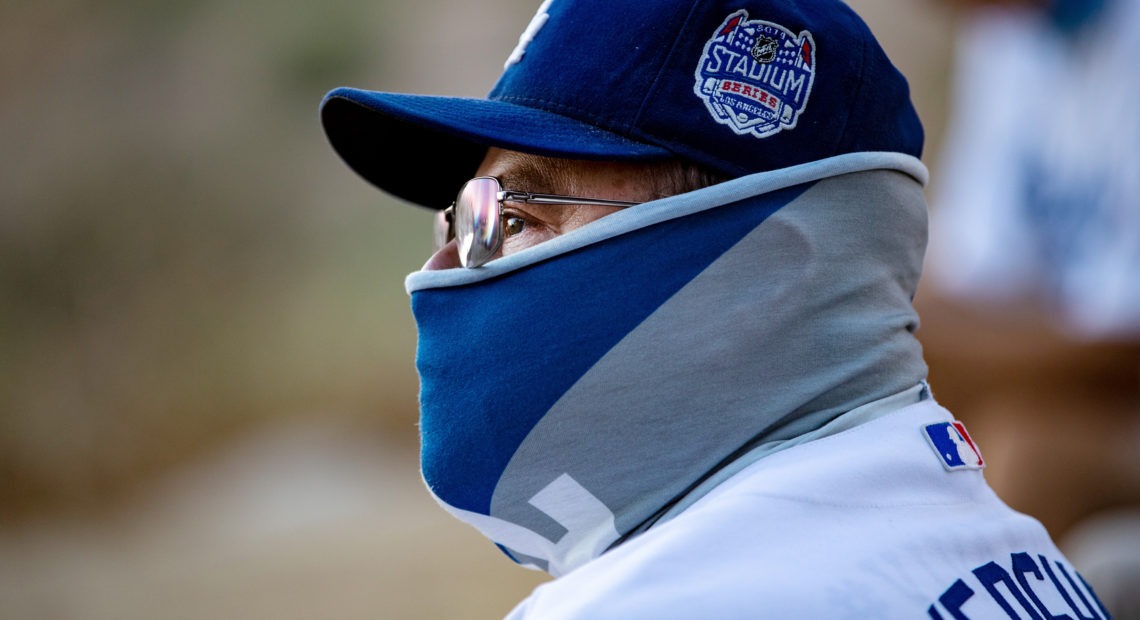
top-left (5, 1), bottom-right (1113, 618)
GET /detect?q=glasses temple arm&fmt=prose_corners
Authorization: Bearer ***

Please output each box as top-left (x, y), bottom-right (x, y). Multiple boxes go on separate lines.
top-left (499, 190), bottom-right (640, 208)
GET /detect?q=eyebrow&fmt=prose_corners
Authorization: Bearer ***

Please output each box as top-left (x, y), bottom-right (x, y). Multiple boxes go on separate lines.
top-left (495, 156), bottom-right (570, 195)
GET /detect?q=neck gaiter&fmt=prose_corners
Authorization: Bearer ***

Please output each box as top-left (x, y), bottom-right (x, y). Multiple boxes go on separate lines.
top-left (406, 153), bottom-right (929, 576)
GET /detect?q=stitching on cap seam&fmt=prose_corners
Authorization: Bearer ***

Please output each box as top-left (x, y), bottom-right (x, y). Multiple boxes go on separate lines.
top-left (830, 10), bottom-right (868, 157)
top-left (631, 1), bottom-right (704, 128)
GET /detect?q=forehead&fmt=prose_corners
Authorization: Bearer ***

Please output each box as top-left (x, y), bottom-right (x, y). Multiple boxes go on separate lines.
top-left (474, 148), bottom-right (570, 193)
top-left (474, 147), bottom-right (664, 198)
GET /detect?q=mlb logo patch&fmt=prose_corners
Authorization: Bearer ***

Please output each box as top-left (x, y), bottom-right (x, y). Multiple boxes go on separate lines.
top-left (923, 421), bottom-right (985, 471)
top-left (693, 10), bottom-right (816, 140)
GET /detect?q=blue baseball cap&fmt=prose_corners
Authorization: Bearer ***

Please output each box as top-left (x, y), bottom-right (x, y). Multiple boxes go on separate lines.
top-left (320, 0), bottom-right (923, 209)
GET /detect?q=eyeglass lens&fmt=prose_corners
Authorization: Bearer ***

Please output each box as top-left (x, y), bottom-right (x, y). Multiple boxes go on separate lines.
top-left (455, 177), bottom-right (502, 268)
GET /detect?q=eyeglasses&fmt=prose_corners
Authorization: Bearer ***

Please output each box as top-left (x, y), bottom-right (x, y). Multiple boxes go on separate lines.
top-left (434, 176), bottom-right (641, 268)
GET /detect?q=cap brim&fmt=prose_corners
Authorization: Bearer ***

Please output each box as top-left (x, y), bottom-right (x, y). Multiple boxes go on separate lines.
top-left (320, 87), bottom-right (674, 209)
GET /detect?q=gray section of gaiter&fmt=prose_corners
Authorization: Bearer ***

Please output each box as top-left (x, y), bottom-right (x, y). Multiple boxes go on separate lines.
top-left (488, 169), bottom-right (928, 543)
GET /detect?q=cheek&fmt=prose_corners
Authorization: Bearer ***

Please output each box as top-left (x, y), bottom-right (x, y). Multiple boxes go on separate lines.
top-left (499, 205), bottom-right (624, 258)
top-left (564, 205), bottom-right (626, 231)
top-left (501, 224), bottom-right (558, 257)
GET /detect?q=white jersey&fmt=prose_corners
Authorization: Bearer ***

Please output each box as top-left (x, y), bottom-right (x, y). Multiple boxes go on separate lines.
top-left (506, 399), bottom-right (1108, 619)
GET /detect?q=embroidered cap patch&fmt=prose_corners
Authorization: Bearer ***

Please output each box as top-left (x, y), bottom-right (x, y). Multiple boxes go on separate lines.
top-left (923, 421), bottom-right (985, 471)
top-left (694, 10), bottom-right (816, 140)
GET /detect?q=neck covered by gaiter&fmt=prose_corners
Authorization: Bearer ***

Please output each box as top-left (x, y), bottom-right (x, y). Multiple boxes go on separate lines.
top-left (405, 153), bottom-right (930, 576)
